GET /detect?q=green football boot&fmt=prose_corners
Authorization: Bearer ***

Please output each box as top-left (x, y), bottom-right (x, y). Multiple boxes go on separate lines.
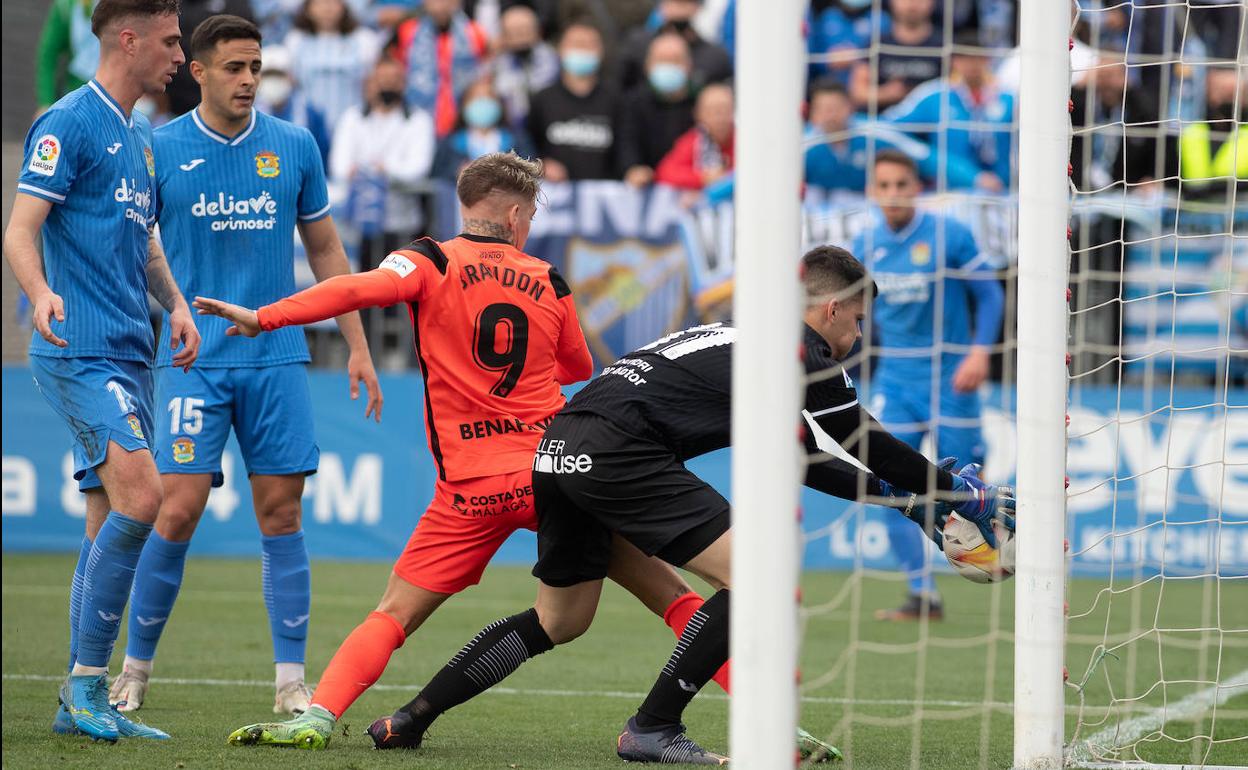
top-left (227, 706), bottom-right (334, 750)
top-left (797, 727), bottom-right (843, 763)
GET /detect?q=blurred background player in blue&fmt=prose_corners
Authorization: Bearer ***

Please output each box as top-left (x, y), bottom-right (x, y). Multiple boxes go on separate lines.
top-left (4, 0), bottom-right (198, 742)
top-left (884, 29), bottom-right (1014, 193)
top-left (109, 14), bottom-right (382, 716)
top-left (853, 150), bottom-right (1003, 621)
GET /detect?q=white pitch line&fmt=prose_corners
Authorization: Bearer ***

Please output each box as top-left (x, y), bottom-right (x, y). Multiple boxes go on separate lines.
top-left (2, 672), bottom-right (1002, 709)
top-left (1067, 667), bottom-right (1248, 766)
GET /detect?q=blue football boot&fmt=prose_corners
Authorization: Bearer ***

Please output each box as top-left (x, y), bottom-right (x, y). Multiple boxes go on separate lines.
top-left (59, 674), bottom-right (119, 742)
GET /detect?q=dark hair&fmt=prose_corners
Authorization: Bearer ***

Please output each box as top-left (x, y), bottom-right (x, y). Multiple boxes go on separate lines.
top-left (872, 148), bottom-right (919, 177)
top-left (190, 14), bottom-right (261, 62)
top-left (559, 17), bottom-right (602, 44)
top-left (802, 245), bottom-right (876, 303)
top-left (457, 152), bottom-right (543, 208)
top-left (293, 0), bottom-right (359, 35)
top-left (808, 76), bottom-right (848, 101)
top-left (91, 0), bottom-right (181, 38)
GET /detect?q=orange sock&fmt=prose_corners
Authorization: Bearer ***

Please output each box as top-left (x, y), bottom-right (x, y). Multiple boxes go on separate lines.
top-left (663, 591), bottom-right (731, 693)
top-left (310, 611), bottom-right (407, 718)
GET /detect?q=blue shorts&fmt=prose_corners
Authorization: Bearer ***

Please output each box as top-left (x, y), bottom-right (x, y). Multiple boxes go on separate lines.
top-left (153, 363), bottom-right (318, 487)
top-left (30, 356), bottom-right (156, 492)
top-left (869, 379), bottom-right (986, 467)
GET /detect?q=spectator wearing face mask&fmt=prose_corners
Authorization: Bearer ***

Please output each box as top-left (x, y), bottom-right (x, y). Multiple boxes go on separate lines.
top-left (329, 56), bottom-right (437, 344)
top-left (389, 0), bottom-right (490, 138)
top-left (492, 5), bottom-right (560, 133)
top-left (432, 77), bottom-right (535, 180)
top-left (1180, 65), bottom-right (1247, 198)
top-left (285, 0), bottom-right (382, 133)
top-left (255, 45), bottom-right (332, 168)
top-left (616, 31), bottom-right (698, 188)
top-left (618, 0), bottom-right (732, 92)
top-left (527, 20), bottom-right (619, 182)
top-left (655, 82), bottom-right (734, 203)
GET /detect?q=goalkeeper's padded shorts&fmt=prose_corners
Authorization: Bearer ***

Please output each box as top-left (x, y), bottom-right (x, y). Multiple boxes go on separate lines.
top-left (31, 355), bottom-right (155, 492)
top-left (153, 363), bottom-right (318, 487)
top-left (531, 413), bottom-right (731, 588)
top-left (393, 467), bottom-right (538, 594)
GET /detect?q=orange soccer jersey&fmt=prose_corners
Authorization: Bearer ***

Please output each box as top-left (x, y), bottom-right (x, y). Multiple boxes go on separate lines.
top-left (257, 234), bottom-right (594, 482)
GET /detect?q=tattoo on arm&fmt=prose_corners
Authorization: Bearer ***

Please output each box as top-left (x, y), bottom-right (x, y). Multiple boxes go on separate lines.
top-left (461, 218), bottom-right (513, 241)
top-left (146, 237), bottom-right (185, 313)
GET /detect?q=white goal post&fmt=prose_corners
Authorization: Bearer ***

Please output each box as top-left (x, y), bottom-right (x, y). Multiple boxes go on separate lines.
top-left (730, 1), bottom-right (807, 768)
top-left (1013, 0), bottom-right (1073, 767)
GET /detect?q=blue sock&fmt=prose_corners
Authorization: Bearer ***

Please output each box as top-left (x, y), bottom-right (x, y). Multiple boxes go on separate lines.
top-left (261, 530), bottom-right (311, 664)
top-left (77, 512), bottom-right (153, 668)
top-left (126, 531), bottom-right (191, 661)
top-left (68, 536), bottom-right (93, 671)
top-left (886, 514), bottom-right (935, 596)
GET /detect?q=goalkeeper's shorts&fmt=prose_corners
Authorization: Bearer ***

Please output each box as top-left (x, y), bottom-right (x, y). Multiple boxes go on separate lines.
top-left (393, 467), bottom-right (538, 594)
top-left (531, 413), bottom-right (731, 588)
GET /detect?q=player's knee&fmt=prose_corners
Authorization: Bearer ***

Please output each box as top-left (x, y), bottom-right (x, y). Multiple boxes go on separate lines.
top-left (156, 502), bottom-right (203, 541)
top-left (256, 499), bottom-right (302, 536)
top-left (115, 482), bottom-right (163, 523)
top-left (536, 609), bottom-right (593, 645)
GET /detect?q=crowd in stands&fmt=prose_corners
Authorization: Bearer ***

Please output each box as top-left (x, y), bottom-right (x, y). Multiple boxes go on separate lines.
top-left (35, 0), bottom-right (1245, 242)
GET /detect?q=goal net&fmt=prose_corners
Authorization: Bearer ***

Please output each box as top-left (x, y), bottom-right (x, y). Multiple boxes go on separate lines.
top-left (731, 1), bottom-right (1247, 768)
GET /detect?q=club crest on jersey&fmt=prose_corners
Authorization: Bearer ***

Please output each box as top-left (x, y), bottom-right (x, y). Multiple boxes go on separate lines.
top-left (28, 134), bottom-right (60, 176)
top-left (910, 242), bottom-right (931, 266)
top-left (255, 150), bottom-right (280, 178)
top-left (144, 146), bottom-right (156, 177)
top-left (126, 414), bottom-right (145, 440)
top-left (171, 437), bottom-right (195, 464)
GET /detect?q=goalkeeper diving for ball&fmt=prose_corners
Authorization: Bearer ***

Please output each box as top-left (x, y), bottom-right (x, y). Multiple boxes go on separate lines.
top-left (357, 245), bottom-right (1016, 764)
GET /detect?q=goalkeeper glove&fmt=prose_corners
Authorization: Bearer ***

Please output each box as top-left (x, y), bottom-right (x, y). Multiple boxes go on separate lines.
top-left (880, 457), bottom-right (960, 549)
top-left (948, 463), bottom-right (1016, 548)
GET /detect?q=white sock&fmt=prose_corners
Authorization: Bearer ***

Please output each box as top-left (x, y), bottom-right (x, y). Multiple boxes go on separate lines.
top-left (122, 656), bottom-right (153, 678)
top-left (276, 661), bottom-right (305, 690)
top-left (70, 663), bottom-right (108, 677)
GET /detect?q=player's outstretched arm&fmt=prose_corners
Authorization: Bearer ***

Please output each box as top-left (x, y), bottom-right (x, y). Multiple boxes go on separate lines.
top-left (299, 216), bottom-right (383, 421)
top-left (193, 296), bottom-right (262, 337)
top-left (4, 193), bottom-right (66, 348)
top-left (147, 233), bottom-right (200, 371)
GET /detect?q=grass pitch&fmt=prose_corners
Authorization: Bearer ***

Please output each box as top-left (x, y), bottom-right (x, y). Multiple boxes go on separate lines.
top-left (3, 553), bottom-right (1245, 769)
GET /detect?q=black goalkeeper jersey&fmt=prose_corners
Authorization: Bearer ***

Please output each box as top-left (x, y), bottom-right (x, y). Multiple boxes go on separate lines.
top-left (562, 322), bottom-right (955, 497)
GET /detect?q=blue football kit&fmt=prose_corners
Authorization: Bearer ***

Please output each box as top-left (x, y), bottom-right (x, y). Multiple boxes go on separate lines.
top-left (20, 80), bottom-right (159, 491)
top-left (853, 209), bottom-right (1004, 596)
top-left (150, 108), bottom-right (329, 485)
top-left (19, 80), bottom-right (166, 728)
top-left (126, 108), bottom-right (330, 672)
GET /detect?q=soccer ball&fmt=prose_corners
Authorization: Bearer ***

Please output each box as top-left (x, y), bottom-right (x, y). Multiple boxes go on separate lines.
top-left (942, 513), bottom-right (1015, 584)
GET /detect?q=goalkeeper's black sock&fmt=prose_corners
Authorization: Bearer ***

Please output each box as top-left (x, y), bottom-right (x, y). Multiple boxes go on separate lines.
top-left (401, 608), bottom-right (554, 729)
top-left (634, 589), bottom-right (730, 730)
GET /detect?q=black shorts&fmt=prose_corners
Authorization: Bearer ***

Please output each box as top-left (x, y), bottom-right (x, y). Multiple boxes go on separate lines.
top-left (531, 412), bottom-right (731, 588)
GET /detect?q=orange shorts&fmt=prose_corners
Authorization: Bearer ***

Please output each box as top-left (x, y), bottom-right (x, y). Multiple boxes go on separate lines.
top-left (393, 468), bottom-right (538, 594)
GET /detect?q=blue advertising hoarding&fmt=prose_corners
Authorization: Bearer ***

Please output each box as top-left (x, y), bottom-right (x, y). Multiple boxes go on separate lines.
top-left (4, 366), bottom-right (1244, 577)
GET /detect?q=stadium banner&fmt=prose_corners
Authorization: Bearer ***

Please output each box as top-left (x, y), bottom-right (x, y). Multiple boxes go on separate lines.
top-left (4, 366), bottom-right (1244, 577)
